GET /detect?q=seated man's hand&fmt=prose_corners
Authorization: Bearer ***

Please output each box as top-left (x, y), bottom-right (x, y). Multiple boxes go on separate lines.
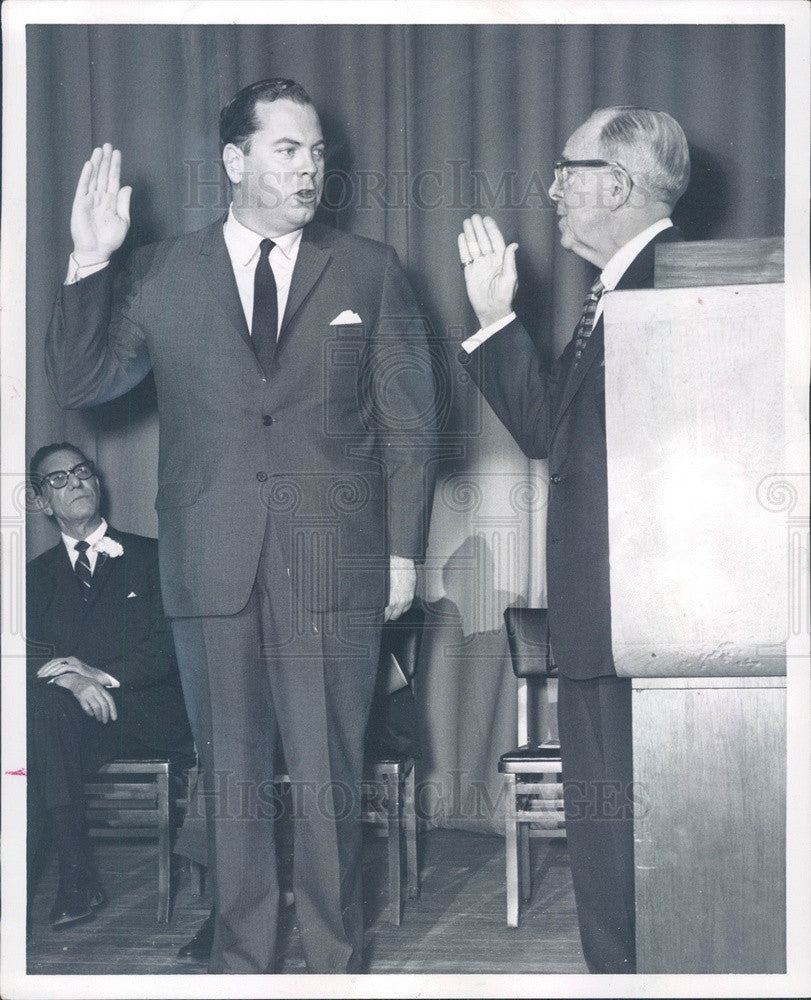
top-left (385, 555), bottom-right (416, 622)
top-left (37, 655), bottom-right (119, 688)
top-left (52, 673), bottom-right (118, 724)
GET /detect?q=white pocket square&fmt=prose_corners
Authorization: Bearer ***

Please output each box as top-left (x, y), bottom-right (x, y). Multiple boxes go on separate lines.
top-left (127, 591), bottom-right (138, 598)
top-left (330, 310), bottom-right (362, 325)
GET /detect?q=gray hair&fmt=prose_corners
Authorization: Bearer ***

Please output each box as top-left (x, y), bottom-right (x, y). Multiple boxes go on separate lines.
top-left (590, 107), bottom-right (691, 209)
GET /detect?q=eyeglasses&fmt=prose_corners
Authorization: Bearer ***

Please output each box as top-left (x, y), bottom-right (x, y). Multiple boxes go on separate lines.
top-left (39, 461), bottom-right (96, 490)
top-left (553, 158), bottom-right (630, 187)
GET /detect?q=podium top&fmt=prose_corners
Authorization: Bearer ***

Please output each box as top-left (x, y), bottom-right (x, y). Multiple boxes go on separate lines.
top-left (655, 236), bottom-right (784, 288)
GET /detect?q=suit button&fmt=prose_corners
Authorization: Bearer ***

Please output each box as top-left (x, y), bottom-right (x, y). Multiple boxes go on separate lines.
top-left (550, 473), bottom-right (562, 485)
top-left (262, 415), bottom-right (274, 426)
top-left (256, 472), bottom-right (268, 482)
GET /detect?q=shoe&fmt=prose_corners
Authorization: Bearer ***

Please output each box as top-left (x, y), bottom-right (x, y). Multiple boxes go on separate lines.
top-left (177, 912), bottom-right (214, 961)
top-left (49, 864), bottom-right (93, 928)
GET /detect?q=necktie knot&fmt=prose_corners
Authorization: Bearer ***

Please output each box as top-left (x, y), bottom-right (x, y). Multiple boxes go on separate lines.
top-left (259, 238), bottom-right (276, 256)
top-left (75, 540), bottom-right (89, 554)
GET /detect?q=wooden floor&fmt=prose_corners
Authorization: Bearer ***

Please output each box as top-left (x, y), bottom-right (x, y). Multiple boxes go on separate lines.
top-left (26, 829), bottom-right (587, 975)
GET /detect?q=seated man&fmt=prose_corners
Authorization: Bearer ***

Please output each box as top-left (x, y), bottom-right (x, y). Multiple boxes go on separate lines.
top-left (26, 442), bottom-right (194, 929)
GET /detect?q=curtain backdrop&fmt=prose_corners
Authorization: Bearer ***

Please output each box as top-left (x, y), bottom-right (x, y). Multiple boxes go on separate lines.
top-left (25, 23), bottom-right (784, 832)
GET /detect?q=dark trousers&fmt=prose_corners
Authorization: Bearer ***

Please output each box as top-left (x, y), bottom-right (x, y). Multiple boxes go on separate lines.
top-left (171, 515), bottom-right (381, 975)
top-left (27, 683), bottom-right (152, 875)
top-left (557, 672), bottom-right (636, 974)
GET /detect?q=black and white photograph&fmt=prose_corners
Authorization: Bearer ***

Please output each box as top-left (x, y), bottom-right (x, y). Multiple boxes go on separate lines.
top-left (1, 1), bottom-right (809, 997)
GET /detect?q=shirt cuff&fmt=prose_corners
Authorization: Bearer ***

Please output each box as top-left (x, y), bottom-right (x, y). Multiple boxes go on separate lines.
top-left (65, 252), bottom-right (110, 285)
top-left (460, 312), bottom-right (516, 353)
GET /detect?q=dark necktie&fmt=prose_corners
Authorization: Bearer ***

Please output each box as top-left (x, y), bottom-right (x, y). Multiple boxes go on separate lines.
top-left (572, 278), bottom-right (605, 366)
top-left (74, 540), bottom-right (92, 600)
top-left (252, 238), bottom-right (278, 376)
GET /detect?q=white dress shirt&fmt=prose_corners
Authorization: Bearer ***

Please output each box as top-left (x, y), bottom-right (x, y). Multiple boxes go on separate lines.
top-left (460, 217), bottom-right (674, 353)
top-left (221, 206), bottom-right (303, 336)
top-left (61, 517), bottom-right (108, 574)
top-left (57, 517), bottom-right (119, 688)
top-left (66, 205), bottom-right (304, 338)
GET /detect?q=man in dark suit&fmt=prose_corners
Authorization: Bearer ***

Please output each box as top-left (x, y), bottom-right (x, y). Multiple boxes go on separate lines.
top-left (456, 107), bottom-right (690, 973)
top-left (46, 79), bottom-right (436, 973)
top-left (26, 442), bottom-right (193, 929)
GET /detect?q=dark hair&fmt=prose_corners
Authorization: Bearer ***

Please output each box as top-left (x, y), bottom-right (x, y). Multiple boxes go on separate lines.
top-left (219, 78), bottom-right (314, 152)
top-left (29, 442), bottom-right (87, 489)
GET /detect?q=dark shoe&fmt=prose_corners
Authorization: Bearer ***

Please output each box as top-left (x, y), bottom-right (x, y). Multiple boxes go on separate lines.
top-left (49, 864), bottom-right (93, 928)
top-left (177, 912), bottom-right (214, 961)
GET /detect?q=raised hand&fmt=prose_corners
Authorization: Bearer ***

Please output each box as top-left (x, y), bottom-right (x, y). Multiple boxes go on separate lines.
top-left (457, 214), bottom-right (518, 328)
top-left (70, 143), bottom-right (132, 259)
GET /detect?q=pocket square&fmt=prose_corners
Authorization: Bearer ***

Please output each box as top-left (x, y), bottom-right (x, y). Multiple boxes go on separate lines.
top-left (127, 591), bottom-right (138, 598)
top-left (330, 310), bottom-right (362, 325)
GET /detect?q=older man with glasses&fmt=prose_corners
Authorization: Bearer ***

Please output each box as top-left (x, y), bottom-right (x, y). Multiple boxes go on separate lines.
top-left (457, 107), bottom-right (691, 973)
top-left (26, 442), bottom-right (194, 931)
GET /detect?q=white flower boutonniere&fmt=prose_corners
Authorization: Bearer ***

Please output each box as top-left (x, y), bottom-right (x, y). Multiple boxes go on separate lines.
top-left (92, 536), bottom-right (124, 558)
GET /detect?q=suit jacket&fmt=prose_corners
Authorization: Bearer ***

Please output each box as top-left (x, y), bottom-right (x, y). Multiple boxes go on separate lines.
top-left (26, 526), bottom-right (193, 755)
top-left (46, 219), bottom-right (437, 618)
top-left (461, 227), bottom-right (683, 680)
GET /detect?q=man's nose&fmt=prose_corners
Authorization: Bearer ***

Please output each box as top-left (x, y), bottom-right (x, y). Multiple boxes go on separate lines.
top-left (298, 150), bottom-right (318, 175)
top-left (548, 176), bottom-right (561, 202)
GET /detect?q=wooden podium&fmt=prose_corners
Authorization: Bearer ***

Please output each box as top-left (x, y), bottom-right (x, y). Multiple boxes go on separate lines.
top-left (602, 238), bottom-right (788, 973)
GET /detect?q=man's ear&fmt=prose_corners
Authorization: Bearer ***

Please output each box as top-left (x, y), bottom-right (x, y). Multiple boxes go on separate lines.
top-left (35, 491), bottom-right (54, 517)
top-left (222, 143), bottom-right (245, 185)
top-left (608, 165), bottom-right (634, 210)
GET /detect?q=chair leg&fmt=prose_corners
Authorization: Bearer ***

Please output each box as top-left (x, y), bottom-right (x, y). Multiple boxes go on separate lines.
top-left (384, 768), bottom-right (403, 925)
top-left (504, 773), bottom-right (519, 927)
top-left (519, 822), bottom-right (531, 902)
top-left (404, 763), bottom-right (419, 900)
top-left (156, 767), bottom-right (171, 923)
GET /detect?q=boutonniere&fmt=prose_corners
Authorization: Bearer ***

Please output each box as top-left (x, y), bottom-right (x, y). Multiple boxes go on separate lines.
top-left (92, 536), bottom-right (124, 558)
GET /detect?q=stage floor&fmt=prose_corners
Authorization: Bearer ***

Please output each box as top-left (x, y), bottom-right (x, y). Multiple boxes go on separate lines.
top-left (26, 828), bottom-right (586, 975)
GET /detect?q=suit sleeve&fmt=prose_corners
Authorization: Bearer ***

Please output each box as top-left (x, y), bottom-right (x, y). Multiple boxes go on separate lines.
top-left (95, 547), bottom-right (180, 692)
top-left (25, 567), bottom-right (57, 685)
top-left (459, 318), bottom-right (560, 460)
top-left (45, 249), bottom-right (153, 408)
top-left (370, 248), bottom-right (438, 561)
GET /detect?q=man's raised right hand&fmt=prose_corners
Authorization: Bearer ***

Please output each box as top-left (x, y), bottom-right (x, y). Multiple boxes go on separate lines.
top-left (70, 143), bottom-right (132, 260)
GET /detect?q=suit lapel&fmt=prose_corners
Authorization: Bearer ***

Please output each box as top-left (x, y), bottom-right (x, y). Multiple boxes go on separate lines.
top-left (552, 227), bottom-right (682, 433)
top-left (555, 316), bottom-right (604, 430)
top-left (198, 217), bottom-right (252, 350)
top-left (277, 224), bottom-right (332, 347)
top-left (85, 546), bottom-right (116, 611)
top-left (46, 542), bottom-right (88, 651)
top-left (198, 217), bottom-right (332, 368)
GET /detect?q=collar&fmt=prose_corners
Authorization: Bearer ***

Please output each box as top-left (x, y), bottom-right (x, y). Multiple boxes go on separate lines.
top-left (61, 517), bottom-right (108, 553)
top-left (223, 205), bottom-right (303, 268)
top-left (600, 218), bottom-right (673, 291)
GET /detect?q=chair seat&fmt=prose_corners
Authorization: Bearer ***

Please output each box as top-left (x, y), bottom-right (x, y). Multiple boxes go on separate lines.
top-left (367, 753), bottom-right (412, 770)
top-left (499, 743), bottom-right (562, 774)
